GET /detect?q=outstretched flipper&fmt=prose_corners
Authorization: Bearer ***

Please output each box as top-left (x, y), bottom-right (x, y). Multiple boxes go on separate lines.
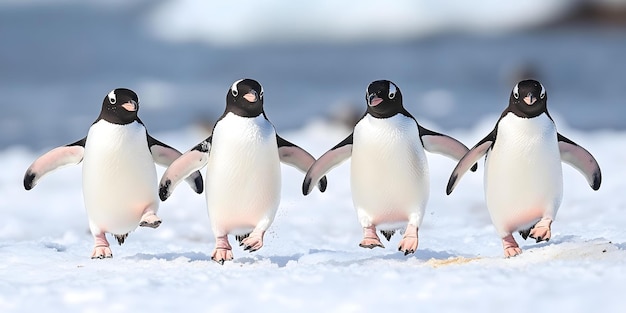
top-left (277, 135), bottom-right (327, 192)
top-left (557, 133), bottom-right (601, 190)
top-left (158, 137), bottom-right (212, 201)
top-left (419, 125), bottom-right (477, 172)
top-left (446, 129), bottom-right (497, 195)
top-left (302, 133), bottom-right (353, 195)
top-left (148, 135), bottom-right (203, 195)
top-left (23, 138), bottom-right (86, 190)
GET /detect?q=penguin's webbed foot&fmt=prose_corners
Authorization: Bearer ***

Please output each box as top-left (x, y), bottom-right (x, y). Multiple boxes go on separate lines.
top-left (139, 213), bottom-right (162, 228)
top-left (360, 225), bottom-right (384, 249)
top-left (397, 226), bottom-right (418, 255)
top-left (504, 246), bottom-right (522, 258)
top-left (91, 246), bottom-right (113, 259)
top-left (211, 248), bottom-right (234, 265)
top-left (359, 238), bottom-right (385, 249)
top-left (241, 230), bottom-right (265, 252)
top-left (212, 236), bottom-right (234, 265)
top-left (502, 234), bottom-right (522, 258)
top-left (529, 218), bottom-right (552, 243)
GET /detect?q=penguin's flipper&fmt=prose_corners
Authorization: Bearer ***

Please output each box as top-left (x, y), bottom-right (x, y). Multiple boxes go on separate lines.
top-left (277, 135), bottom-right (327, 192)
top-left (446, 130), bottom-right (496, 195)
top-left (418, 125), bottom-right (477, 172)
top-left (24, 137), bottom-right (86, 190)
top-left (557, 133), bottom-right (601, 190)
top-left (148, 135), bottom-right (204, 194)
top-left (302, 133), bottom-right (353, 196)
top-left (158, 137), bottom-right (212, 201)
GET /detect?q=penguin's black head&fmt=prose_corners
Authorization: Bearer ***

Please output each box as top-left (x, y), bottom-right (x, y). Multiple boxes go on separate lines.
top-left (226, 78), bottom-right (264, 117)
top-left (508, 79), bottom-right (547, 118)
top-left (100, 88), bottom-right (140, 125)
top-left (365, 80), bottom-right (404, 118)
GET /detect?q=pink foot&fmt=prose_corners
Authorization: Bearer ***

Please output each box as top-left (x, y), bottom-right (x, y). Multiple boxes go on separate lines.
top-left (502, 234), bottom-right (522, 258)
top-left (139, 212), bottom-right (161, 228)
top-left (529, 218), bottom-right (552, 243)
top-left (211, 236), bottom-right (233, 265)
top-left (91, 233), bottom-right (112, 259)
top-left (398, 226), bottom-right (418, 255)
top-left (91, 246), bottom-right (113, 259)
top-left (240, 230), bottom-right (265, 252)
top-left (359, 225), bottom-right (384, 249)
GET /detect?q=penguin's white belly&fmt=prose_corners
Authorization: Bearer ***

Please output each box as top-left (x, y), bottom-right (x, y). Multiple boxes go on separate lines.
top-left (82, 121), bottom-right (158, 235)
top-left (205, 114), bottom-right (281, 234)
top-left (485, 113), bottom-right (563, 236)
top-left (351, 115), bottom-right (429, 228)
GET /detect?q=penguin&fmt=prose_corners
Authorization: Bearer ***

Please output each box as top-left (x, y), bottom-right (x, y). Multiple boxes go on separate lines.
top-left (446, 79), bottom-right (602, 258)
top-left (302, 80), bottom-right (476, 255)
top-left (23, 88), bottom-right (204, 259)
top-left (158, 79), bottom-right (327, 265)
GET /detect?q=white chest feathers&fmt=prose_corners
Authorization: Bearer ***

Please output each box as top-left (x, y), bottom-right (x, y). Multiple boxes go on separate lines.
top-left (82, 120), bottom-right (158, 234)
top-left (485, 113), bottom-right (563, 235)
top-left (206, 113), bottom-right (281, 233)
top-left (351, 114), bottom-right (429, 226)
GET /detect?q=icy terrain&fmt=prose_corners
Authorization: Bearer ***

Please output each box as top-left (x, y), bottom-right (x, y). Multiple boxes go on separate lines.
top-left (2, 0), bottom-right (625, 311)
top-left (1, 120), bottom-right (625, 313)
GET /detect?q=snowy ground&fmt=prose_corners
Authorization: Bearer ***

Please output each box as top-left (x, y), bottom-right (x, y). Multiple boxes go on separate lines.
top-left (1, 120), bottom-right (625, 313)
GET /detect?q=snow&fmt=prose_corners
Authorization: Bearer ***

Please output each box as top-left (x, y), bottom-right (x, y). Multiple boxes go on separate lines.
top-left (1, 0), bottom-right (572, 46)
top-left (144, 0), bottom-right (574, 46)
top-left (1, 119), bottom-right (625, 313)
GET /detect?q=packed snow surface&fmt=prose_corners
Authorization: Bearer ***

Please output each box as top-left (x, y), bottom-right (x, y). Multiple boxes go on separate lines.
top-left (1, 121), bottom-right (625, 312)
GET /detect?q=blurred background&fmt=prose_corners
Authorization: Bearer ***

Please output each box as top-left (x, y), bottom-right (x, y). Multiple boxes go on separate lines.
top-left (1, 0), bottom-right (625, 150)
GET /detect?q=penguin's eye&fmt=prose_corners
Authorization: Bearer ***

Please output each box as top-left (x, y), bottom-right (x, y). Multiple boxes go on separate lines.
top-left (107, 90), bottom-right (116, 104)
top-left (512, 84), bottom-right (519, 99)
top-left (388, 83), bottom-right (397, 100)
top-left (231, 89), bottom-right (238, 97)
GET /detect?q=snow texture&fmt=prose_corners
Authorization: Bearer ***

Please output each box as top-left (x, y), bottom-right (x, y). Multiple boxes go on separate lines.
top-left (2, 121), bottom-right (625, 312)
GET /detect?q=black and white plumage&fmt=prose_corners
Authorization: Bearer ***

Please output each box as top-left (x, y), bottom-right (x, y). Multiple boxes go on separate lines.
top-left (446, 79), bottom-right (601, 257)
top-left (24, 88), bottom-right (203, 259)
top-left (159, 79), bottom-right (326, 265)
top-left (303, 80), bottom-right (475, 255)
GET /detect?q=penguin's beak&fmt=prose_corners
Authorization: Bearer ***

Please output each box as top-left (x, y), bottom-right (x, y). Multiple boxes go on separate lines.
top-left (523, 93), bottom-right (537, 105)
top-left (243, 90), bottom-right (258, 103)
top-left (368, 93), bottom-right (383, 107)
top-left (121, 100), bottom-right (138, 112)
